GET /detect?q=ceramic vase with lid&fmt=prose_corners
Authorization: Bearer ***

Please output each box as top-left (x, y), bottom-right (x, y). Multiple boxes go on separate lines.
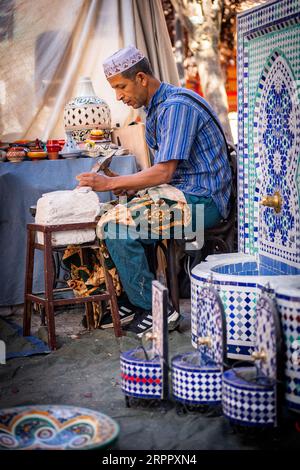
top-left (63, 77), bottom-right (111, 142)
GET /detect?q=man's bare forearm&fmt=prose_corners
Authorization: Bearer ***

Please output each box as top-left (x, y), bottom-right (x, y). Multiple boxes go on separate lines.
top-left (107, 164), bottom-right (172, 191)
top-left (76, 160), bottom-right (178, 192)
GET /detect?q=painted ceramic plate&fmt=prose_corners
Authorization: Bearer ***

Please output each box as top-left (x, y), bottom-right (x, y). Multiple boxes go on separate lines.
top-left (59, 151), bottom-right (82, 159)
top-left (0, 405), bottom-right (119, 450)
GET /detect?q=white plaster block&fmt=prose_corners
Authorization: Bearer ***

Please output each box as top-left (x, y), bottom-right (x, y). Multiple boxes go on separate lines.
top-left (35, 187), bottom-right (100, 246)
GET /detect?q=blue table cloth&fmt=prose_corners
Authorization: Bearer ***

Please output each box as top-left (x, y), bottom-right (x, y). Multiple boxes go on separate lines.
top-left (0, 156), bottom-right (137, 305)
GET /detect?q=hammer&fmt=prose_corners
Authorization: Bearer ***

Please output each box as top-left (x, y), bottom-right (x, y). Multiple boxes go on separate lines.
top-left (91, 150), bottom-right (118, 177)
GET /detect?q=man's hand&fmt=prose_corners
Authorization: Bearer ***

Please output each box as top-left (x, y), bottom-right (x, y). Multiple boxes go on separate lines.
top-left (113, 188), bottom-right (137, 196)
top-left (76, 172), bottom-right (110, 191)
top-left (76, 160), bottom-right (179, 193)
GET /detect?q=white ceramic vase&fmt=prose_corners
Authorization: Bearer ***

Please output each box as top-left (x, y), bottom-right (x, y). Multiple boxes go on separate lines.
top-left (63, 77), bottom-right (111, 142)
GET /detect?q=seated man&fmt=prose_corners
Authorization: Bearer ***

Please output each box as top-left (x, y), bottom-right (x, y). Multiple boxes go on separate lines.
top-left (76, 45), bottom-right (232, 337)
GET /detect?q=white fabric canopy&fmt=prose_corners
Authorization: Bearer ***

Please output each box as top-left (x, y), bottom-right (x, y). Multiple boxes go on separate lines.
top-left (0, 0), bottom-right (179, 141)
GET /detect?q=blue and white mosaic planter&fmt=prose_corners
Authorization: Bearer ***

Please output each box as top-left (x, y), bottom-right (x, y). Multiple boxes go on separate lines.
top-left (222, 368), bottom-right (276, 428)
top-left (172, 352), bottom-right (222, 405)
top-left (120, 348), bottom-right (163, 399)
top-left (222, 291), bottom-right (282, 428)
top-left (276, 286), bottom-right (300, 413)
top-left (172, 286), bottom-right (225, 406)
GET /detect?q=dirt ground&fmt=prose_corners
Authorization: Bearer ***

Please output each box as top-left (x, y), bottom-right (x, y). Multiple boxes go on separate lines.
top-left (0, 300), bottom-right (299, 451)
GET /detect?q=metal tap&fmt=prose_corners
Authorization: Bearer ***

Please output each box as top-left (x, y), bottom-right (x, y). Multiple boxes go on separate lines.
top-left (197, 336), bottom-right (212, 347)
top-left (251, 349), bottom-right (267, 362)
top-left (260, 191), bottom-right (282, 213)
top-left (145, 332), bottom-right (157, 342)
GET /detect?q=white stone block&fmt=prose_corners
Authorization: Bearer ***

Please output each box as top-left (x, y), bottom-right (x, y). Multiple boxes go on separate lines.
top-left (35, 187), bottom-right (100, 246)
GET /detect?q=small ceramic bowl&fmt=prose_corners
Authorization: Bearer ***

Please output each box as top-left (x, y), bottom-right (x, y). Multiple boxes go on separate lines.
top-left (27, 151), bottom-right (47, 160)
top-left (0, 405), bottom-right (119, 450)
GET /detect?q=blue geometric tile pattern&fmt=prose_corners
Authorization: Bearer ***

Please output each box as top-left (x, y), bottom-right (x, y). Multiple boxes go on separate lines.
top-left (222, 291), bottom-right (283, 428)
top-left (173, 286), bottom-right (225, 406)
top-left (276, 291), bottom-right (300, 412)
top-left (222, 368), bottom-right (276, 427)
top-left (212, 259), bottom-right (300, 276)
top-left (191, 274), bottom-right (256, 360)
top-left (255, 53), bottom-right (300, 266)
top-left (172, 352), bottom-right (222, 405)
top-left (237, 0), bottom-right (300, 267)
top-left (196, 286), bottom-right (225, 366)
top-left (255, 293), bottom-right (279, 380)
top-left (120, 349), bottom-right (162, 399)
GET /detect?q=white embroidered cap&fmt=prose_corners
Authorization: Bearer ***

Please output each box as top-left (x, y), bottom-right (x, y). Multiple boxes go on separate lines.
top-left (103, 45), bottom-right (145, 79)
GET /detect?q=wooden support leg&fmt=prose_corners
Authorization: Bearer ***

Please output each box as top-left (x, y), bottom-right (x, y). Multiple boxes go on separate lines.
top-left (85, 303), bottom-right (94, 330)
top-left (81, 248), bottom-right (94, 329)
top-left (99, 249), bottom-right (122, 337)
top-left (44, 232), bottom-right (57, 350)
top-left (23, 227), bottom-right (35, 337)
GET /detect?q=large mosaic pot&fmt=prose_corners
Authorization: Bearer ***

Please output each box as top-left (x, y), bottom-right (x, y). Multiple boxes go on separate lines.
top-left (172, 352), bottom-right (223, 405)
top-left (276, 286), bottom-right (300, 414)
top-left (120, 348), bottom-right (163, 399)
top-left (222, 292), bottom-right (284, 428)
top-left (63, 76), bottom-right (111, 142)
top-left (172, 286), bottom-right (225, 406)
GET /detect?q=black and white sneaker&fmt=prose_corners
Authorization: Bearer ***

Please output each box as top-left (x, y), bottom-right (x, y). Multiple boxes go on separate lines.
top-left (123, 305), bottom-right (180, 338)
top-left (167, 307), bottom-right (181, 331)
top-left (122, 308), bottom-right (153, 338)
top-left (100, 304), bottom-right (135, 329)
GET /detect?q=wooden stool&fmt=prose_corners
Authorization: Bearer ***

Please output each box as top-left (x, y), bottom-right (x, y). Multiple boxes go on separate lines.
top-left (23, 222), bottom-right (122, 350)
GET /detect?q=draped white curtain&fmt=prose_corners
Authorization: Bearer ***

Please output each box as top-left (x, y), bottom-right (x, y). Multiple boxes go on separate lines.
top-left (0, 0), bottom-right (179, 141)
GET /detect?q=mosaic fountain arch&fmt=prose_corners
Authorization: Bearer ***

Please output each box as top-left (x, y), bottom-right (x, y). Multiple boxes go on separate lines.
top-left (253, 49), bottom-right (300, 267)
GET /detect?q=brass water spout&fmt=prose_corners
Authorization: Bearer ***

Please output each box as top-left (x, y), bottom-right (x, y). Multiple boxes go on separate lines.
top-left (251, 349), bottom-right (267, 362)
top-left (197, 336), bottom-right (212, 348)
top-left (260, 191), bottom-right (282, 213)
top-left (145, 332), bottom-right (157, 342)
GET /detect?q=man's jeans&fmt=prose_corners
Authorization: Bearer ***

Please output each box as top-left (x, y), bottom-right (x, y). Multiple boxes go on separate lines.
top-left (104, 194), bottom-right (221, 310)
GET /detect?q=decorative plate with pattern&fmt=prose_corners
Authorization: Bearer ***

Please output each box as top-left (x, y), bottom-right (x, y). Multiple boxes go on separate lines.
top-left (0, 405), bottom-right (119, 450)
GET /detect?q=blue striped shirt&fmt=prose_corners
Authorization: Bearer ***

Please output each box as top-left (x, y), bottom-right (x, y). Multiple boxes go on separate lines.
top-left (144, 83), bottom-right (232, 218)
